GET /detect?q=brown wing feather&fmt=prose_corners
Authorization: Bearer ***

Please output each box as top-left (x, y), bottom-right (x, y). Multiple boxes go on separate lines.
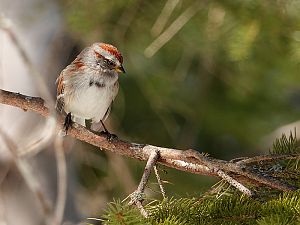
top-left (55, 47), bottom-right (90, 113)
top-left (56, 73), bottom-right (64, 96)
top-left (55, 72), bottom-right (65, 112)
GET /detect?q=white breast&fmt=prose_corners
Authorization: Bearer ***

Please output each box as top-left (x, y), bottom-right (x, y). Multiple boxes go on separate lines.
top-left (63, 71), bottom-right (118, 124)
top-left (66, 85), bottom-right (112, 122)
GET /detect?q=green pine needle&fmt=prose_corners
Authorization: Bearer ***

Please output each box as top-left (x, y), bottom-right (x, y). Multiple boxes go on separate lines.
top-left (101, 192), bottom-right (300, 225)
top-left (271, 131), bottom-right (299, 154)
top-left (99, 132), bottom-right (300, 225)
top-left (101, 200), bottom-right (149, 225)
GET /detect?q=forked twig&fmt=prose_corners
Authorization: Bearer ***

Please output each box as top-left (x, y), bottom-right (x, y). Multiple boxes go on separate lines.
top-left (128, 150), bottom-right (160, 217)
top-left (0, 89), bottom-right (299, 198)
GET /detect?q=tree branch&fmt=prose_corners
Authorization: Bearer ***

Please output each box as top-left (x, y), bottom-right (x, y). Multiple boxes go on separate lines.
top-left (0, 89), bottom-right (299, 194)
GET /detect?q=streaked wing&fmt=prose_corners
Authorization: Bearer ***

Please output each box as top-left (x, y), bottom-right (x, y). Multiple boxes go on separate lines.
top-left (55, 71), bottom-right (65, 112)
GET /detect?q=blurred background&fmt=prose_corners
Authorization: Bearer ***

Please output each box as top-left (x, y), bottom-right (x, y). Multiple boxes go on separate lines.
top-left (1, 0), bottom-right (300, 224)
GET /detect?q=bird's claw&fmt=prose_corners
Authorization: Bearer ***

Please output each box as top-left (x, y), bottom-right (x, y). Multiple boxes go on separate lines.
top-left (100, 131), bottom-right (118, 142)
top-left (63, 113), bottom-right (73, 134)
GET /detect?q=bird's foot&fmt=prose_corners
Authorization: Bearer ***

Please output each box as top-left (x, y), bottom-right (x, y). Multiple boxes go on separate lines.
top-left (98, 120), bottom-right (118, 141)
top-left (63, 113), bottom-right (73, 134)
top-left (100, 130), bottom-right (118, 142)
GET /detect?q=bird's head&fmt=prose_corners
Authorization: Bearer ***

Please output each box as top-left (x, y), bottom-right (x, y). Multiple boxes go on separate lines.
top-left (91, 42), bottom-right (125, 74)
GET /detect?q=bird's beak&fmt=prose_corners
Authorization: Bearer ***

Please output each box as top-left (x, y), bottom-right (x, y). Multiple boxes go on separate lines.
top-left (115, 65), bottom-right (126, 74)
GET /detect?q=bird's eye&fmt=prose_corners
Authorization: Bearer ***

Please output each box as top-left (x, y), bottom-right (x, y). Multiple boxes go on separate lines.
top-left (103, 58), bottom-right (113, 65)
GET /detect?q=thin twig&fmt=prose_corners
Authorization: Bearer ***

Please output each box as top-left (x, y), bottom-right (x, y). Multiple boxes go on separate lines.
top-left (136, 150), bottom-right (160, 193)
top-left (182, 149), bottom-right (298, 192)
top-left (151, 0), bottom-right (181, 37)
top-left (216, 170), bottom-right (253, 196)
top-left (144, 1), bottom-right (203, 57)
top-left (154, 165), bottom-right (166, 198)
top-left (129, 150), bottom-right (160, 217)
top-left (236, 154), bottom-right (300, 165)
top-left (135, 201), bottom-right (149, 218)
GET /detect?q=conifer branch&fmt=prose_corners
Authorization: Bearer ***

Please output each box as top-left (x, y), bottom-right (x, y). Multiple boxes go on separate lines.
top-left (0, 89), bottom-right (299, 195)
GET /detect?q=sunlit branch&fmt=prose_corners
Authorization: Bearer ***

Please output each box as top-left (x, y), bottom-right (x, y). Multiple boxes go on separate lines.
top-left (1, 89), bottom-right (299, 196)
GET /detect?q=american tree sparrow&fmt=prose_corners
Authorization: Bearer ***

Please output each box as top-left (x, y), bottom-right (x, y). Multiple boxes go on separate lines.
top-left (56, 42), bottom-right (125, 137)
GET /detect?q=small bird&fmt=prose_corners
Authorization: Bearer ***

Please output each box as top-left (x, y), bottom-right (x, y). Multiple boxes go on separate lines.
top-left (56, 42), bottom-right (125, 136)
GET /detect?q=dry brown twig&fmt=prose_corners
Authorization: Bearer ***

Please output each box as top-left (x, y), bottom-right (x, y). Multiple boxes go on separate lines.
top-left (128, 150), bottom-right (160, 218)
top-left (1, 89), bottom-right (299, 195)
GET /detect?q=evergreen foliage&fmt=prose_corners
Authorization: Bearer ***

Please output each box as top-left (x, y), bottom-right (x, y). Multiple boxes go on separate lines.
top-left (100, 191), bottom-right (300, 225)
top-left (101, 200), bottom-right (148, 225)
top-left (98, 133), bottom-right (300, 225)
top-left (272, 130), bottom-right (299, 154)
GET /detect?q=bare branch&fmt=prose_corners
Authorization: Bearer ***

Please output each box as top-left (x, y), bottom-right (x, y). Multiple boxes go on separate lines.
top-left (136, 150), bottom-right (160, 194)
top-left (0, 89), bottom-right (49, 117)
top-left (129, 150), bottom-right (160, 217)
top-left (0, 89), bottom-right (299, 195)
